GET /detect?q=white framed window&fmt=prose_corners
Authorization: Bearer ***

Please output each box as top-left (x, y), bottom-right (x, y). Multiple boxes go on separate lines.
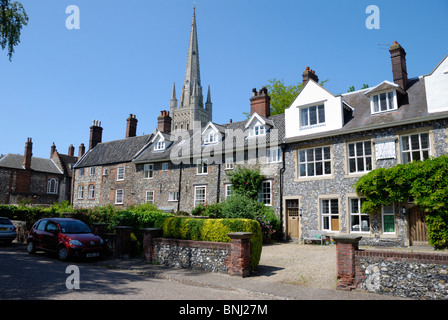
top-left (400, 133), bottom-right (430, 164)
top-left (259, 181), bottom-right (272, 205)
top-left (371, 91), bottom-right (396, 114)
top-left (382, 204), bottom-right (395, 234)
top-left (298, 146), bottom-right (331, 177)
top-left (90, 167), bottom-right (96, 175)
top-left (47, 178), bottom-right (58, 194)
top-left (267, 147), bottom-right (282, 163)
top-left (348, 141), bottom-right (372, 173)
top-left (197, 159), bottom-right (208, 175)
top-left (154, 141), bottom-right (165, 151)
top-left (321, 199), bottom-right (339, 232)
top-left (117, 166), bottom-right (125, 181)
top-left (204, 132), bottom-right (218, 144)
top-left (77, 185), bottom-right (84, 199)
top-left (349, 198), bottom-right (370, 233)
top-left (225, 184), bottom-right (232, 199)
top-left (144, 164), bottom-right (154, 179)
top-left (249, 125), bottom-right (266, 137)
top-left (79, 168), bottom-right (85, 176)
top-left (225, 157), bottom-right (234, 170)
top-left (162, 162), bottom-right (169, 171)
top-left (115, 189), bottom-right (124, 204)
top-left (169, 191), bottom-right (179, 202)
top-left (194, 185), bottom-right (207, 207)
top-left (300, 104), bottom-right (325, 127)
top-left (146, 190), bottom-right (154, 204)
top-left (88, 184), bottom-right (95, 199)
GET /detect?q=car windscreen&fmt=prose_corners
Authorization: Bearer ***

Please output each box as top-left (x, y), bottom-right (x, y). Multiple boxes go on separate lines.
top-left (58, 220), bottom-right (91, 234)
top-left (0, 218), bottom-right (13, 225)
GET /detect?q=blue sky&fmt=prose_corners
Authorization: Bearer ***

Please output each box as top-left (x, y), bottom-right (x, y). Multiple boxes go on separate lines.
top-left (0, 0), bottom-right (447, 159)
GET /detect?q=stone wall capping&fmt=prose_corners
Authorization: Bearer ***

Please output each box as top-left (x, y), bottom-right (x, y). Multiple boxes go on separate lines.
top-left (227, 232), bottom-right (253, 240)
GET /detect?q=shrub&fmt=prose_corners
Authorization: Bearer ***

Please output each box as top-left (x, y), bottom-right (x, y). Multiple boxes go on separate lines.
top-left (160, 217), bottom-right (263, 272)
top-left (226, 166), bottom-right (264, 200)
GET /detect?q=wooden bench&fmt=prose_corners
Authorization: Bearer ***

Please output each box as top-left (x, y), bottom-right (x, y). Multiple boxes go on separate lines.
top-left (303, 230), bottom-right (327, 245)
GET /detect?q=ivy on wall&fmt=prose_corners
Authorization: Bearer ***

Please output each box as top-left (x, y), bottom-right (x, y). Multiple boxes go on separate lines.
top-left (355, 155), bottom-right (448, 249)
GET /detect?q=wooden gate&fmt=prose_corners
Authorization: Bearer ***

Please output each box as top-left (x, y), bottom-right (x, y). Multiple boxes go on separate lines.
top-left (409, 207), bottom-right (428, 246)
top-left (286, 199), bottom-right (300, 239)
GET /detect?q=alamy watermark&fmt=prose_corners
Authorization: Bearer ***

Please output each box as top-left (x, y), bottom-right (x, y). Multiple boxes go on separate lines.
top-left (365, 5), bottom-right (380, 30)
top-left (65, 265), bottom-right (80, 290)
top-left (66, 5), bottom-right (80, 30)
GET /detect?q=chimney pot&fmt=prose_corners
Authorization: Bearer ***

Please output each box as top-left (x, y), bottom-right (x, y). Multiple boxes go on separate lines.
top-left (158, 110), bottom-right (172, 134)
top-left (389, 41), bottom-right (408, 90)
top-left (126, 114), bottom-right (138, 138)
top-left (250, 87), bottom-right (271, 118)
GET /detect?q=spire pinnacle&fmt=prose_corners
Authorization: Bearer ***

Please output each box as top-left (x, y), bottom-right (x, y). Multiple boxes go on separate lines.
top-left (183, 6), bottom-right (201, 90)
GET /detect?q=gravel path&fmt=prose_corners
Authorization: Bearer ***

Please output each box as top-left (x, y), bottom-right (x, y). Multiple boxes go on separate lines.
top-left (254, 242), bottom-right (337, 289)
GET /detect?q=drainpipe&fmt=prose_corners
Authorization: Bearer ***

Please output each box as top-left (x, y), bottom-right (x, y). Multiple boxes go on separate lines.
top-left (280, 143), bottom-right (286, 239)
top-left (177, 163), bottom-right (183, 212)
top-left (216, 163), bottom-right (221, 203)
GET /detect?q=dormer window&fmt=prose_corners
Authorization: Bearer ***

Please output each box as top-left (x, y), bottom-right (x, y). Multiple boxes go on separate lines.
top-left (372, 91), bottom-right (396, 114)
top-left (154, 141), bottom-right (165, 151)
top-left (300, 104), bottom-right (325, 127)
top-left (250, 125), bottom-right (266, 137)
top-left (204, 132), bottom-right (218, 144)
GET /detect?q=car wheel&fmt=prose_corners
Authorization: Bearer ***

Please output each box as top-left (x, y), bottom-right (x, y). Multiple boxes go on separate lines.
top-left (58, 246), bottom-right (69, 261)
top-left (27, 241), bottom-right (36, 254)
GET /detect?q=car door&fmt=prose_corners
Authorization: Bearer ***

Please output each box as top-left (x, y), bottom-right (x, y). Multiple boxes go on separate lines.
top-left (43, 221), bottom-right (60, 252)
top-left (33, 220), bottom-right (49, 250)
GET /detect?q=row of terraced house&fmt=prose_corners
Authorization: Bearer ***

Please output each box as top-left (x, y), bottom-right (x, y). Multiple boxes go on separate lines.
top-left (2, 9), bottom-right (448, 248)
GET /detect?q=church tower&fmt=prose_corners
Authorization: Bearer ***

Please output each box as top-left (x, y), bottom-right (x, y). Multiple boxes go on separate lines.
top-left (170, 7), bottom-right (212, 132)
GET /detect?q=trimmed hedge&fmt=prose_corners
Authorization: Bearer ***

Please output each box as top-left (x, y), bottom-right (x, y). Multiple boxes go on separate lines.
top-left (157, 217), bottom-right (263, 272)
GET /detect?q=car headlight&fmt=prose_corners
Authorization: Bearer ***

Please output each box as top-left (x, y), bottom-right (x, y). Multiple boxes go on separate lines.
top-left (100, 238), bottom-right (104, 245)
top-left (69, 240), bottom-right (83, 246)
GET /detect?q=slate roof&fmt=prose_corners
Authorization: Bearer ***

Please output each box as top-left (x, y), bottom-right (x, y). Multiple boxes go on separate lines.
top-left (0, 154), bottom-right (63, 174)
top-left (285, 76), bottom-right (448, 143)
top-left (74, 134), bottom-right (153, 168)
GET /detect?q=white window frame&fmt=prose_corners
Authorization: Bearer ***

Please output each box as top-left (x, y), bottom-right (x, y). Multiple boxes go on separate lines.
top-left (115, 189), bottom-right (124, 204)
top-left (249, 124), bottom-right (266, 137)
top-left (382, 204), bottom-right (395, 234)
top-left (259, 180), bottom-right (272, 206)
top-left (267, 147), bottom-right (282, 163)
top-left (349, 198), bottom-right (370, 233)
top-left (298, 146), bottom-right (332, 178)
top-left (197, 159), bottom-right (208, 175)
top-left (204, 131), bottom-right (218, 144)
top-left (154, 141), bottom-right (165, 151)
top-left (194, 185), bottom-right (207, 207)
top-left (90, 166), bottom-right (96, 175)
top-left (400, 133), bottom-right (430, 164)
top-left (146, 190), bottom-right (154, 204)
top-left (79, 168), bottom-right (85, 176)
top-left (347, 141), bottom-right (373, 174)
top-left (300, 104), bottom-right (325, 127)
top-left (321, 199), bottom-right (339, 232)
top-left (144, 164), bottom-right (154, 179)
top-left (371, 91), bottom-right (397, 114)
top-left (225, 157), bottom-right (234, 170)
top-left (225, 184), bottom-right (232, 199)
top-left (117, 166), bottom-right (125, 181)
top-left (161, 162), bottom-right (169, 171)
top-left (169, 191), bottom-right (179, 202)
top-left (77, 185), bottom-right (84, 200)
top-left (88, 184), bottom-right (95, 199)
top-left (47, 178), bottom-right (58, 194)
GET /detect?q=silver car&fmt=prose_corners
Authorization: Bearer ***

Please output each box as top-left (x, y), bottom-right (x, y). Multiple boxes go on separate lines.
top-left (0, 217), bottom-right (17, 245)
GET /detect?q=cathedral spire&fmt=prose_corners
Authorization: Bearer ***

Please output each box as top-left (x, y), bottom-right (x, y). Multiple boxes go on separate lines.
top-left (183, 6), bottom-right (201, 91)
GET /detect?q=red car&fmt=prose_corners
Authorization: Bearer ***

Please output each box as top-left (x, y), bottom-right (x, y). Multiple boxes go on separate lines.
top-left (27, 218), bottom-right (104, 260)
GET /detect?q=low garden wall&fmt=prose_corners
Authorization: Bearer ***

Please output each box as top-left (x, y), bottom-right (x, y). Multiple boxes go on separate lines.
top-left (334, 235), bottom-right (448, 300)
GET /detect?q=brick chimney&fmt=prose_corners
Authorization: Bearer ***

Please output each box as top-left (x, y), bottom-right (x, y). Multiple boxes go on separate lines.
top-left (250, 87), bottom-right (271, 118)
top-left (78, 143), bottom-right (85, 159)
top-left (50, 142), bottom-right (56, 158)
top-left (126, 114), bottom-right (138, 138)
top-left (389, 41), bottom-right (408, 90)
top-left (89, 120), bottom-right (103, 150)
top-left (158, 110), bottom-right (172, 134)
top-left (68, 144), bottom-right (75, 157)
top-left (302, 67), bottom-right (319, 86)
top-left (23, 138), bottom-right (33, 170)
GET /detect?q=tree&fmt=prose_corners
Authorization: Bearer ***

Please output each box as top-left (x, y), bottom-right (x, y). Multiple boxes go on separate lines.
top-left (0, 0), bottom-right (28, 61)
top-left (264, 78), bottom-right (329, 115)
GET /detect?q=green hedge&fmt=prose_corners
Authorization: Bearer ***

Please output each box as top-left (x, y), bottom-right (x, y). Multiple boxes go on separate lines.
top-left (158, 217), bottom-right (263, 272)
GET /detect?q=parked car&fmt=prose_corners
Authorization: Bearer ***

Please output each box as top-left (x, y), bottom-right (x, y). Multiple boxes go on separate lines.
top-left (0, 217), bottom-right (17, 245)
top-left (27, 218), bottom-right (104, 260)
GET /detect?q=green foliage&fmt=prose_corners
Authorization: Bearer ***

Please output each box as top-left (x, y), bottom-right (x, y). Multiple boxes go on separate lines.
top-left (0, 0), bottom-right (29, 61)
top-left (355, 155), bottom-right (448, 249)
top-left (226, 166), bottom-right (264, 200)
top-left (160, 217), bottom-right (263, 272)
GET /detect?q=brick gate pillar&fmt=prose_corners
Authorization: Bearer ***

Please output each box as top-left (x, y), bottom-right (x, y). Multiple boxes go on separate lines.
top-left (114, 226), bottom-right (133, 258)
top-left (141, 228), bottom-right (163, 263)
top-left (227, 232), bottom-right (253, 277)
top-left (333, 235), bottom-right (362, 291)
